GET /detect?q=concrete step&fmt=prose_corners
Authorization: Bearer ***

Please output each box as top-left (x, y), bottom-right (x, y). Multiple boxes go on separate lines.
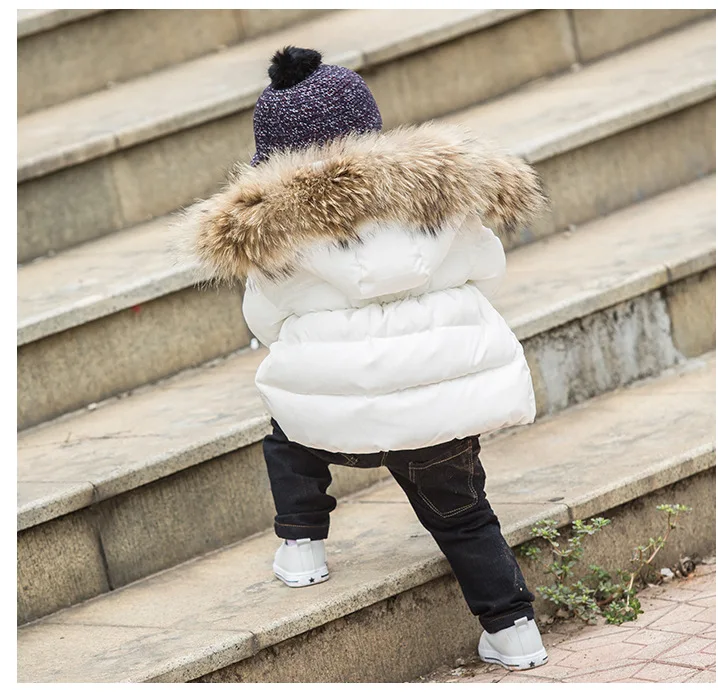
top-left (17, 9), bottom-right (331, 116)
top-left (16, 22), bottom-right (717, 429)
top-left (17, 353), bottom-right (716, 683)
top-left (17, 177), bottom-right (716, 623)
top-left (447, 17), bottom-right (715, 247)
top-left (16, 9), bottom-right (572, 262)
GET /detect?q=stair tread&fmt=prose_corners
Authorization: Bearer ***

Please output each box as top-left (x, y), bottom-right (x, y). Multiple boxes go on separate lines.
top-left (17, 8), bottom-right (522, 182)
top-left (17, 176), bottom-right (716, 530)
top-left (17, 353), bottom-right (716, 683)
top-left (18, 215), bottom-right (186, 346)
top-left (17, 19), bottom-right (716, 346)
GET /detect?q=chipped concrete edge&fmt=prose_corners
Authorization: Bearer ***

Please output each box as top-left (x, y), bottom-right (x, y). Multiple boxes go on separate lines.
top-left (512, 246), bottom-right (716, 342)
top-left (149, 446), bottom-right (716, 682)
top-left (17, 9), bottom-right (107, 39)
top-left (16, 9), bottom-right (533, 182)
top-left (16, 250), bottom-right (716, 531)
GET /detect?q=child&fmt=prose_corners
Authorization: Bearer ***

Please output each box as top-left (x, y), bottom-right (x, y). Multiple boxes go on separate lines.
top-left (185, 47), bottom-right (548, 670)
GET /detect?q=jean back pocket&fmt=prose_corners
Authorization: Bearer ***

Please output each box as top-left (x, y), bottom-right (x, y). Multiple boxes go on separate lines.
top-left (408, 439), bottom-right (479, 519)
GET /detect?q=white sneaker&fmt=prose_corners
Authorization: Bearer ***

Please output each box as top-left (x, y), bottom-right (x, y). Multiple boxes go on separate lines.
top-left (273, 538), bottom-right (329, 588)
top-left (478, 616), bottom-right (548, 670)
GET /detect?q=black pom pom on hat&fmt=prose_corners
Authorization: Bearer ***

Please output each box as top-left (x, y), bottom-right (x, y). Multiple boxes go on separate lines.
top-left (269, 46), bottom-right (323, 90)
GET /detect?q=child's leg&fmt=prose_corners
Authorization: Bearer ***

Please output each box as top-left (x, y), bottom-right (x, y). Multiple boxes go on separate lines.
top-left (263, 419), bottom-right (338, 540)
top-left (385, 436), bottom-right (535, 634)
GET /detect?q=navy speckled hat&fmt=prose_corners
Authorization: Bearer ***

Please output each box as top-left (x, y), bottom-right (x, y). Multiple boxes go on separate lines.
top-left (250, 47), bottom-right (383, 166)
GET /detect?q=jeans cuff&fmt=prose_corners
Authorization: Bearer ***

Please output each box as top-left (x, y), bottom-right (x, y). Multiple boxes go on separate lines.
top-left (479, 607), bottom-right (535, 634)
top-left (274, 520), bottom-right (329, 541)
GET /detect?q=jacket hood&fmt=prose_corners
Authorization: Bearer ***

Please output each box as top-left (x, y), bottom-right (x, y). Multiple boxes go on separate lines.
top-left (177, 122), bottom-right (547, 282)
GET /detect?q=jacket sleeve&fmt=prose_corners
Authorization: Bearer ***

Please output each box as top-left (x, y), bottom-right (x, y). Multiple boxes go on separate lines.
top-left (462, 216), bottom-right (507, 299)
top-left (242, 277), bottom-right (290, 347)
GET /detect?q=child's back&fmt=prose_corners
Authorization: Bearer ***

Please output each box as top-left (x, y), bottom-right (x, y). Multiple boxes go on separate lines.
top-left (182, 47), bottom-right (548, 672)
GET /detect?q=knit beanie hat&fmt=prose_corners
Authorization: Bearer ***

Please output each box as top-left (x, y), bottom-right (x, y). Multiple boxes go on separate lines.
top-left (250, 47), bottom-right (383, 166)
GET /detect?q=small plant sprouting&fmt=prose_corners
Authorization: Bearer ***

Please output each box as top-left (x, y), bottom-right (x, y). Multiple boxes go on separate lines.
top-left (517, 504), bottom-right (692, 625)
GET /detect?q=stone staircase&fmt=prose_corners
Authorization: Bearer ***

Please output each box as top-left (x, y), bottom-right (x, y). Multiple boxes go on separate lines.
top-left (17, 9), bottom-right (716, 683)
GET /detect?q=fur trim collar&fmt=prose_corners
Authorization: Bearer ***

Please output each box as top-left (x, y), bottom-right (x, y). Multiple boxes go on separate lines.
top-left (179, 122), bottom-right (547, 281)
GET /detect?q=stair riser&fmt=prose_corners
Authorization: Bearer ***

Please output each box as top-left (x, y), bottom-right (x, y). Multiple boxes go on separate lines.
top-left (16, 447), bottom-right (388, 626)
top-left (17, 267), bottom-right (715, 623)
top-left (527, 268), bottom-right (716, 418)
top-left (196, 467), bottom-right (716, 683)
top-left (571, 9), bottom-right (714, 62)
top-left (17, 285), bottom-right (249, 430)
top-left (363, 9), bottom-right (574, 130)
top-left (18, 9), bottom-right (330, 116)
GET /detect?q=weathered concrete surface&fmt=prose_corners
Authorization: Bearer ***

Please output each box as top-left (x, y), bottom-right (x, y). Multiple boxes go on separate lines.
top-left (18, 348), bottom-right (269, 531)
top-left (23, 10), bottom-right (712, 184)
top-left (365, 9), bottom-right (574, 129)
top-left (449, 19), bottom-right (715, 166)
top-left (18, 10), bottom-right (330, 115)
top-left (16, 9), bottom-right (105, 38)
top-left (108, 109), bottom-right (257, 237)
top-left (97, 444), bottom-right (388, 590)
top-left (203, 573), bottom-right (481, 683)
top-left (18, 468), bottom-right (715, 682)
top-left (17, 355), bottom-right (716, 680)
top-left (18, 10), bottom-right (240, 115)
top-left (571, 9), bottom-right (714, 62)
top-left (17, 9), bottom-right (522, 182)
top-left (17, 480), bottom-right (95, 530)
top-left (525, 290), bottom-right (681, 418)
top-left (16, 621), bottom-right (256, 684)
top-left (501, 175), bottom-right (716, 342)
top-left (18, 283), bottom-right (249, 430)
top-left (530, 100), bottom-right (715, 243)
top-left (17, 437), bottom-right (388, 623)
top-left (17, 215), bottom-right (195, 346)
top-left (17, 154), bottom-right (124, 263)
top-left (17, 511), bottom-right (108, 624)
top-left (667, 269), bottom-right (717, 358)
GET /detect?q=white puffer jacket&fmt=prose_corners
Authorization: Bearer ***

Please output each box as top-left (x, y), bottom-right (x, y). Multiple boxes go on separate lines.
top-left (184, 123), bottom-right (546, 453)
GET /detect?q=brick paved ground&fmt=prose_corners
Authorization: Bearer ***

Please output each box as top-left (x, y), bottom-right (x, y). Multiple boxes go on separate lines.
top-left (417, 561), bottom-right (716, 684)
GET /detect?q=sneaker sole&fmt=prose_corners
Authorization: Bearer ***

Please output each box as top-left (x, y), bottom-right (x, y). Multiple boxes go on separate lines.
top-left (478, 643), bottom-right (549, 671)
top-left (273, 563), bottom-right (329, 588)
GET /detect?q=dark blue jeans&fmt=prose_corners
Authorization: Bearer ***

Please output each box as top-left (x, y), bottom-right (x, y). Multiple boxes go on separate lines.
top-left (263, 419), bottom-right (535, 633)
